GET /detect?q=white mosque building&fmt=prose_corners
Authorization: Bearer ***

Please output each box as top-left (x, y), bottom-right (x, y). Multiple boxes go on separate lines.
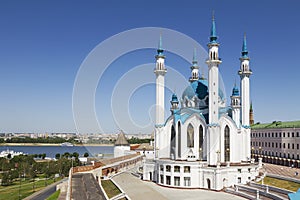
top-left (143, 16), bottom-right (261, 190)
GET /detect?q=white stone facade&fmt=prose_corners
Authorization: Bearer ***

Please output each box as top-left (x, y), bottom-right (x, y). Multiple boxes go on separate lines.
top-left (143, 16), bottom-right (260, 191)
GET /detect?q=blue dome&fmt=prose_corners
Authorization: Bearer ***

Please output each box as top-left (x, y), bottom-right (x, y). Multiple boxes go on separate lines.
top-left (232, 85), bottom-right (239, 96)
top-left (171, 93), bottom-right (179, 103)
top-left (182, 79), bottom-right (225, 101)
top-left (182, 79), bottom-right (209, 100)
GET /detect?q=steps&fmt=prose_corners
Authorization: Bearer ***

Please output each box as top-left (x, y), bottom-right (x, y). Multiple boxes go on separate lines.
top-left (225, 182), bottom-right (289, 200)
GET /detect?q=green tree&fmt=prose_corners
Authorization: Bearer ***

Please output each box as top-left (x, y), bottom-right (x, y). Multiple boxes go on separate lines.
top-left (55, 153), bottom-right (61, 160)
top-left (72, 152), bottom-right (79, 159)
top-left (63, 152), bottom-right (70, 158)
top-left (1, 172), bottom-right (13, 186)
top-left (83, 152), bottom-right (89, 157)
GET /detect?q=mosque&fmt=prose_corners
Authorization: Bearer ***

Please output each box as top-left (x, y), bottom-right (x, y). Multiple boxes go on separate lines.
top-left (142, 15), bottom-right (261, 190)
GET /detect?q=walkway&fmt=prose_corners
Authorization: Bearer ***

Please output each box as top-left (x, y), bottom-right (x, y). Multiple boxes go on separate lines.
top-left (72, 173), bottom-right (106, 200)
top-left (263, 163), bottom-right (300, 179)
top-left (112, 172), bottom-right (245, 200)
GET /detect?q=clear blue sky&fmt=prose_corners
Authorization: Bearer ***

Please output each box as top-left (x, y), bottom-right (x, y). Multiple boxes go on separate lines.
top-left (0, 0), bottom-right (299, 133)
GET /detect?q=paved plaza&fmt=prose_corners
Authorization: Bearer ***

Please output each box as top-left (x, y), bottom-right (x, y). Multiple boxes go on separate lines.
top-left (112, 172), bottom-right (245, 200)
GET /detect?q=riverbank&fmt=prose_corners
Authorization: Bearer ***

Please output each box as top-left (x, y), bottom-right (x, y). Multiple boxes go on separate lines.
top-left (0, 143), bottom-right (114, 147)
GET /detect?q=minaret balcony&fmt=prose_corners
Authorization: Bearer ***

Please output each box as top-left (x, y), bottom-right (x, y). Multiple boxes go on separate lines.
top-left (238, 69), bottom-right (252, 76)
top-left (154, 68), bottom-right (167, 75)
top-left (205, 59), bottom-right (222, 65)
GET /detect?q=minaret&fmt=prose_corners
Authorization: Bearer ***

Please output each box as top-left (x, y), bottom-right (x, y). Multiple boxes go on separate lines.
top-left (189, 48), bottom-right (199, 82)
top-left (154, 35), bottom-right (167, 125)
top-left (238, 34), bottom-right (252, 127)
top-left (170, 93), bottom-right (179, 114)
top-left (230, 83), bottom-right (241, 127)
top-left (205, 13), bottom-right (222, 166)
top-left (249, 102), bottom-right (254, 125)
top-left (154, 35), bottom-right (167, 161)
top-left (206, 14), bottom-right (222, 124)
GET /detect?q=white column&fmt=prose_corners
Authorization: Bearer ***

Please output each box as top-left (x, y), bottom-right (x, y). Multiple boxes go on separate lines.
top-left (239, 59), bottom-right (251, 126)
top-left (155, 57), bottom-right (166, 125)
top-left (206, 45), bottom-right (222, 124)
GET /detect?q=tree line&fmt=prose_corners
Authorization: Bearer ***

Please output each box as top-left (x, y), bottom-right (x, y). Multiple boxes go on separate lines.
top-left (127, 137), bottom-right (152, 144)
top-left (0, 151), bottom-right (89, 186)
top-left (1, 136), bottom-right (81, 144)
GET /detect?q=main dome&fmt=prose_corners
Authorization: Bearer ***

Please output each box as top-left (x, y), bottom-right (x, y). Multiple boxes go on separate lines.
top-left (182, 79), bottom-right (209, 101)
top-left (181, 79), bottom-right (225, 110)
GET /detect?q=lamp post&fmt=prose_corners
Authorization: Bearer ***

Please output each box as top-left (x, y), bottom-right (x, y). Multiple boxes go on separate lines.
top-left (19, 172), bottom-right (21, 200)
top-left (33, 168), bottom-right (37, 192)
top-left (45, 161), bottom-right (49, 186)
top-left (258, 147), bottom-right (262, 158)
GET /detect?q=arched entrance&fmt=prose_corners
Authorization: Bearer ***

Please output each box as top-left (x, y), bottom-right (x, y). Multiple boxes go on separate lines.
top-left (223, 178), bottom-right (228, 188)
top-left (207, 178), bottom-right (211, 189)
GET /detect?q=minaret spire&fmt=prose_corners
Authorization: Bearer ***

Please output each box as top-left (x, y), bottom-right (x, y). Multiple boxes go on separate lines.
top-left (192, 47), bottom-right (197, 66)
top-left (189, 48), bottom-right (199, 82)
top-left (241, 33), bottom-right (248, 58)
top-left (210, 11), bottom-right (218, 44)
top-left (249, 101), bottom-right (254, 125)
top-left (157, 34), bottom-right (164, 56)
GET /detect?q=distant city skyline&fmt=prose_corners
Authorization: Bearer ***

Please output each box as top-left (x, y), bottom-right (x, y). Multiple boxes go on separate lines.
top-left (0, 1), bottom-right (300, 133)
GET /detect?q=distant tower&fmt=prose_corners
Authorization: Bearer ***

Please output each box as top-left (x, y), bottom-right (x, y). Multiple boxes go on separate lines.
top-left (206, 14), bottom-right (222, 124)
top-left (154, 35), bottom-right (167, 125)
top-left (238, 34), bottom-right (252, 127)
top-left (231, 83), bottom-right (241, 127)
top-left (170, 93), bottom-right (179, 114)
top-left (205, 13), bottom-right (222, 165)
top-left (189, 48), bottom-right (199, 82)
top-left (249, 102), bottom-right (254, 125)
top-left (114, 130), bottom-right (130, 158)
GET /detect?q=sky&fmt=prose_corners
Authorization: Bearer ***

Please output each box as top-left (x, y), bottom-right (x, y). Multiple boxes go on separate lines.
top-left (0, 0), bottom-right (300, 134)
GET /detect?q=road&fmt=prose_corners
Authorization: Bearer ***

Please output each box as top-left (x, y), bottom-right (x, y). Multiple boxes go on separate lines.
top-left (30, 184), bottom-right (56, 200)
top-left (24, 178), bottom-right (67, 200)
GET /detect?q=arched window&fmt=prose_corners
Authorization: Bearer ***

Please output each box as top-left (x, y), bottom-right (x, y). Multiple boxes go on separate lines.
top-left (199, 125), bottom-right (203, 160)
top-left (171, 125), bottom-right (176, 159)
top-left (187, 123), bottom-right (194, 148)
top-left (178, 122), bottom-right (181, 157)
top-left (224, 125), bottom-right (230, 162)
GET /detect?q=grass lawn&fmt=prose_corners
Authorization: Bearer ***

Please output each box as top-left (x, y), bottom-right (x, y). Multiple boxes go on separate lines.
top-left (0, 177), bottom-right (62, 200)
top-left (101, 180), bottom-right (121, 198)
top-left (259, 176), bottom-right (300, 192)
top-left (46, 189), bottom-right (60, 200)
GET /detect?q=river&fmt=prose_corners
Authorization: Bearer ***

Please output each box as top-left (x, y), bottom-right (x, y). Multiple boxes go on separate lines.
top-left (0, 145), bottom-right (114, 159)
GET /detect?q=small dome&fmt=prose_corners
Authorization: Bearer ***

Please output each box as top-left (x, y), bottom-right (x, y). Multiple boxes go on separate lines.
top-left (232, 85), bottom-right (239, 96)
top-left (171, 93), bottom-right (179, 103)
